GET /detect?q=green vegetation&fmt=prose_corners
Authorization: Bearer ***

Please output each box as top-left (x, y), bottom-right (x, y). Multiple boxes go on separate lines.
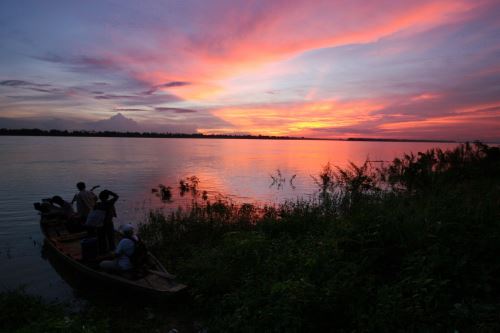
top-left (0, 289), bottom-right (195, 333)
top-left (0, 290), bottom-right (106, 333)
top-left (139, 142), bottom-right (500, 332)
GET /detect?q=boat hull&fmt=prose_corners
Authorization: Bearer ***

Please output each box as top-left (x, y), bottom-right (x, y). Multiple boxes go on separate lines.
top-left (39, 214), bottom-right (187, 297)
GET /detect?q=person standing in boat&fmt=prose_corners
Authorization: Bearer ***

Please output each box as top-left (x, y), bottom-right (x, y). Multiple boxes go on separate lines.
top-left (71, 182), bottom-right (99, 222)
top-left (95, 189), bottom-right (119, 252)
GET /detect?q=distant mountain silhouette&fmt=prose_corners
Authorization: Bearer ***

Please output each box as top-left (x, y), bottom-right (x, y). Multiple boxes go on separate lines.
top-left (86, 113), bottom-right (141, 132)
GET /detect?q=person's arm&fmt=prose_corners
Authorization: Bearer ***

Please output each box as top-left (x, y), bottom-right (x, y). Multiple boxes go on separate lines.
top-left (71, 194), bottom-right (77, 204)
top-left (106, 190), bottom-right (119, 205)
top-left (114, 240), bottom-right (125, 257)
top-left (90, 185), bottom-right (100, 191)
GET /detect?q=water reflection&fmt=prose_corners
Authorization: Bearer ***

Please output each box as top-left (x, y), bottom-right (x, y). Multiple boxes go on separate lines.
top-left (0, 136), bottom-right (457, 299)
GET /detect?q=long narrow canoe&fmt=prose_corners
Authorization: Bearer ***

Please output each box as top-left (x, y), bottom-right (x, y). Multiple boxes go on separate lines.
top-left (38, 212), bottom-right (187, 296)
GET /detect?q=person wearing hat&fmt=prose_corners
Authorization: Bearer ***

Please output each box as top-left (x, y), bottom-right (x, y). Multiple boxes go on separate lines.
top-left (99, 224), bottom-right (137, 272)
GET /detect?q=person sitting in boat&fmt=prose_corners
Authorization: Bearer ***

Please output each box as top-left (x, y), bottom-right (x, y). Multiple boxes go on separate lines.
top-left (99, 224), bottom-right (137, 272)
top-left (94, 189), bottom-right (119, 252)
top-left (71, 182), bottom-right (99, 222)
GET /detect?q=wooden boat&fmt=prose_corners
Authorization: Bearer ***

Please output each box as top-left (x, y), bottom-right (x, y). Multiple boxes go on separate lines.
top-left (38, 212), bottom-right (187, 296)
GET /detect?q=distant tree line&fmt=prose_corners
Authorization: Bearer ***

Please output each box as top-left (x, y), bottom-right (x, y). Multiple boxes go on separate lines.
top-left (0, 128), bottom-right (459, 143)
top-left (0, 128), bottom-right (308, 140)
top-left (346, 137), bottom-right (456, 143)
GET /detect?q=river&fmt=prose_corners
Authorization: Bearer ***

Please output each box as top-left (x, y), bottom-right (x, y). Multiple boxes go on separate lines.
top-left (0, 136), bottom-right (457, 300)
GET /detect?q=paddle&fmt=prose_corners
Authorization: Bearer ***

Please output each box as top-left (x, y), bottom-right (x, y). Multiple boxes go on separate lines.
top-left (147, 269), bottom-right (176, 280)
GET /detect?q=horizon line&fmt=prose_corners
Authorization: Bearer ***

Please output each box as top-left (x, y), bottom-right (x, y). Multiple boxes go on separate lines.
top-left (0, 127), bottom-right (478, 144)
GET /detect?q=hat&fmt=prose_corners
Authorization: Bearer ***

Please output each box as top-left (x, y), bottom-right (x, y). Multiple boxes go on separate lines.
top-left (118, 224), bottom-right (134, 235)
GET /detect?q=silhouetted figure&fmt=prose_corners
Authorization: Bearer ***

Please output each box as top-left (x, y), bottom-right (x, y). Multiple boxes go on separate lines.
top-left (43, 195), bottom-right (85, 232)
top-left (49, 195), bottom-right (74, 218)
top-left (71, 182), bottom-right (99, 222)
top-left (94, 189), bottom-right (119, 253)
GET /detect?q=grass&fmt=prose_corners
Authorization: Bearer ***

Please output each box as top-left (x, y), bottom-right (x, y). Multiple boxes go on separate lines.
top-left (0, 290), bottom-right (106, 333)
top-left (0, 289), bottom-right (197, 333)
top-left (138, 142), bottom-right (500, 332)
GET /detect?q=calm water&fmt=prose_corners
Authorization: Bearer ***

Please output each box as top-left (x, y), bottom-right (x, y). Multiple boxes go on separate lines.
top-left (0, 136), bottom-right (457, 300)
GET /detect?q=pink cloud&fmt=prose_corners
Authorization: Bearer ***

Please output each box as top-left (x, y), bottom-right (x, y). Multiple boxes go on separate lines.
top-left (100, 0), bottom-right (479, 100)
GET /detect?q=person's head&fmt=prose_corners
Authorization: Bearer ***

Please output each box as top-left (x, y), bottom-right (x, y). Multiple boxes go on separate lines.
top-left (119, 224), bottom-right (134, 237)
top-left (99, 190), bottom-right (109, 202)
top-left (51, 196), bottom-right (64, 206)
top-left (76, 182), bottom-right (86, 191)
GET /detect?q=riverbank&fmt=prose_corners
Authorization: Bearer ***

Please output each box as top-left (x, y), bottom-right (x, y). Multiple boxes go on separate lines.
top-left (139, 142), bottom-right (500, 332)
top-left (3, 142), bottom-right (498, 332)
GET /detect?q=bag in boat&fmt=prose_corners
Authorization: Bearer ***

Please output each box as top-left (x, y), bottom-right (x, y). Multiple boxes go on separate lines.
top-left (85, 209), bottom-right (106, 227)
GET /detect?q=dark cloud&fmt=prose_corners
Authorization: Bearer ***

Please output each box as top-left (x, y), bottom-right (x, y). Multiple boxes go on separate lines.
top-left (0, 79), bottom-right (68, 96)
top-left (159, 81), bottom-right (190, 88)
top-left (154, 107), bottom-right (197, 113)
top-left (6, 93), bottom-right (72, 102)
top-left (0, 79), bottom-right (50, 88)
top-left (0, 80), bottom-right (32, 87)
top-left (95, 94), bottom-right (136, 100)
top-left (113, 108), bottom-right (149, 112)
top-left (32, 54), bottom-right (188, 102)
top-left (145, 81), bottom-right (191, 95)
top-left (94, 92), bottom-right (182, 105)
top-left (77, 56), bottom-right (119, 71)
top-left (28, 87), bottom-right (63, 94)
top-left (34, 53), bottom-right (64, 63)
top-left (34, 53), bottom-right (120, 72)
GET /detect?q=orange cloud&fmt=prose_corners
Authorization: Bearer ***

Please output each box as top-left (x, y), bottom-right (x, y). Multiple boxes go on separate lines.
top-left (379, 104), bottom-right (500, 131)
top-left (200, 99), bottom-right (385, 136)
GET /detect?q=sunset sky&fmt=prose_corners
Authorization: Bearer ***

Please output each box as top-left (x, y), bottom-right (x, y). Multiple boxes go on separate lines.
top-left (0, 0), bottom-right (499, 141)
